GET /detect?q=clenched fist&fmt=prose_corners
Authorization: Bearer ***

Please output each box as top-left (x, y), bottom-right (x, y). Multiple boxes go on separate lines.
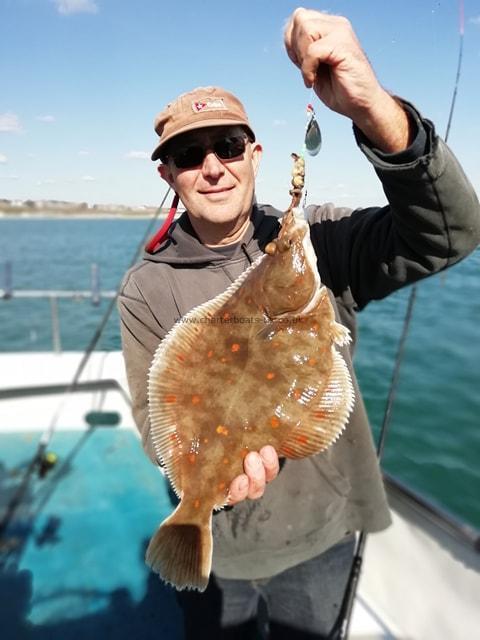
top-left (284, 8), bottom-right (412, 152)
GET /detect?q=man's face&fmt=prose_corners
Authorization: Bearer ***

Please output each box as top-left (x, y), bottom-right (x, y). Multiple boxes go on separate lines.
top-left (158, 126), bottom-right (262, 234)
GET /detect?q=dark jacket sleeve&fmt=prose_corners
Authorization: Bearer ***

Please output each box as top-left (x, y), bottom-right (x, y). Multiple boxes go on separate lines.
top-left (308, 108), bottom-right (480, 310)
top-left (118, 269), bottom-right (166, 464)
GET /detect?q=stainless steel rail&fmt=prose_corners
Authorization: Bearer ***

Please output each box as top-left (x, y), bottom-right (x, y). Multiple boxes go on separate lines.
top-left (1, 261), bottom-right (117, 352)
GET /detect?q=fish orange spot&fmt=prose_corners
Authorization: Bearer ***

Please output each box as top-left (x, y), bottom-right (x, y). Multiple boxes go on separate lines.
top-left (308, 358), bottom-right (317, 366)
top-left (218, 482), bottom-right (226, 490)
top-left (231, 343), bottom-right (240, 352)
top-left (176, 354), bottom-right (185, 362)
top-left (164, 394), bottom-right (177, 404)
top-left (293, 389), bottom-right (302, 400)
top-left (216, 425), bottom-right (229, 436)
top-left (313, 410), bottom-right (327, 419)
top-left (223, 312), bottom-right (230, 320)
top-left (223, 457), bottom-right (229, 465)
top-left (191, 395), bottom-right (201, 405)
top-left (266, 372), bottom-right (276, 380)
top-left (271, 341), bottom-right (280, 349)
top-left (207, 350), bottom-right (214, 358)
top-left (193, 499), bottom-right (201, 509)
top-left (188, 453), bottom-right (196, 464)
top-left (270, 416), bottom-right (280, 429)
top-left (203, 438), bottom-right (209, 444)
top-left (220, 357), bottom-right (228, 363)
top-left (296, 435), bottom-right (308, 445)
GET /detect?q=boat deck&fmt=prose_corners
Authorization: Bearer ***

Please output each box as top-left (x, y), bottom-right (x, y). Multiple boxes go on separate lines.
top-left (1, 427), bottom-right (184, 639)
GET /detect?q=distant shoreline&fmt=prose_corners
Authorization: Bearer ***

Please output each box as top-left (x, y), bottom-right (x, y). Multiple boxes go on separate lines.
top-left (0, 210), bottom-right (167, 220)
top-left (0, 198), bottom-right (164, 218)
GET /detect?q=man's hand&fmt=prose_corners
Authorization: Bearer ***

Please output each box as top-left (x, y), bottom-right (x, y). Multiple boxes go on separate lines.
top-left (284, 8), bottom-right (412, 152)
top-left (228, 446), bottom-right (280, 504)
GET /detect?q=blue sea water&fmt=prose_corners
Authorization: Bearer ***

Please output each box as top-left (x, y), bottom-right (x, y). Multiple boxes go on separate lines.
top-left (0, 217), bottom-right (479, 529)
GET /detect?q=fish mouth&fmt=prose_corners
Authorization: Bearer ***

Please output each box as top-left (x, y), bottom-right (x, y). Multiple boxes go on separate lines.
top-left (276, 208), bottom-right (308, 250)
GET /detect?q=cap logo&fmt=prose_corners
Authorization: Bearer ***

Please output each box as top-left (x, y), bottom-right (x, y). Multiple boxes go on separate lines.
top-left (192, 98), bottom-right (226, 113)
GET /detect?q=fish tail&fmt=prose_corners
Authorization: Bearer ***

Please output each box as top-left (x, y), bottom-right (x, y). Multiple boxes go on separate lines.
top-left (146, 500), bottom-right (213, 592)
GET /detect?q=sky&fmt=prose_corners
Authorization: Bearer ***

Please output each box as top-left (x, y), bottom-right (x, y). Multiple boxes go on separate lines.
top-left (1, 0), bottom-right (479, 210)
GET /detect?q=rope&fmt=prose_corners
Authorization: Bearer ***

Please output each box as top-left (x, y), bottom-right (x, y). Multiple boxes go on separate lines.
top-left (0, 186), bottom-right (171, 542)
top-left (330, 2), bottom-right (465, 635)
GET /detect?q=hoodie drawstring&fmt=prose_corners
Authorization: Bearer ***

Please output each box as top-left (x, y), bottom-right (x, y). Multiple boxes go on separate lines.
top-left (241, 242), bottom-right (253, 265)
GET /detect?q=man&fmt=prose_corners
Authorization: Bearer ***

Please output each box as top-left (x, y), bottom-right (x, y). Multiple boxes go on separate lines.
top-left (119, 8), bottom-right (480, 639)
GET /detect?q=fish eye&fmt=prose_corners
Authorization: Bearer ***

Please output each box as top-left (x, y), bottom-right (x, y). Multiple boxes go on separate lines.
top-left (264, 241), bottom-right (277, 255)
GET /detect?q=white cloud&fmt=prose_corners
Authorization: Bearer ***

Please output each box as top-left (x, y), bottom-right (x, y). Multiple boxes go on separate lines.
top-left (469, 16), bottom-right (480, 25)
top-left (81, 175), bottom-right (95, 181)
top-left (273, 119), bottom-right (287, 127)
top-left (0, 154), bottom-right (7, 164)
top-left (78, 150), bottom-right (90, 156)
top-left (53, 0), bottom-right (99, 15)
top-left (36, 115), bottom-right (56, 123)
top-left (37, 179), bottom-right (56, 186)
top-left (0, 112), bottom-right (23, 133)
top-left (124, 150), bottom-right (150, 160)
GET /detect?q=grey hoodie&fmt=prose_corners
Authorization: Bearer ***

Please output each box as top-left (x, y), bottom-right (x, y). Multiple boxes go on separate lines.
top-left (118, 107), bottom-right (480, 579)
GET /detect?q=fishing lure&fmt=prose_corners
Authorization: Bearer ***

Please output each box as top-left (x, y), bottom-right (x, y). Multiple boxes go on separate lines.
top-left (304, 103), bottom-right (322, 156)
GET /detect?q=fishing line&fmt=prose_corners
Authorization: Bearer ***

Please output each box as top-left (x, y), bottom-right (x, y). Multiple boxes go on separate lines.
top-left (445, 0), bottom-right (465, 142)
top-left (330, 2), bottom-right (465, 637)
top-left (0, 187), bottom-right (172, 546)
top-left (299, 88), bottom-right (322, 207)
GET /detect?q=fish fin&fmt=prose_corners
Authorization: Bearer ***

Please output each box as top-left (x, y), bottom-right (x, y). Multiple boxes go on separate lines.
top-left (147, 370), bottom-right (184, 497)
top-left (146, 500), bottom-right (213, 592)
top-left (331, 321), bottom-right (351, 347)
top-left (213, 498), bottom-right (230, 511)
top-left (253, 320), bottom-right (277, 340)
top-left (279, 348), bottom-right (354, 459)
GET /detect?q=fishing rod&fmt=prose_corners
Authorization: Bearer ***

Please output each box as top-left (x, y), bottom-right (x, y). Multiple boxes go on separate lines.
top-left (329, 2), bottom-right (465, 637)
top-left (0, 186), bottom-right (172, 546)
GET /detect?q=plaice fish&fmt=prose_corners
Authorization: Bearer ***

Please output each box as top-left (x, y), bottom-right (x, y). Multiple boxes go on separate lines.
top-left (145, 205), bottom-right (355, 592)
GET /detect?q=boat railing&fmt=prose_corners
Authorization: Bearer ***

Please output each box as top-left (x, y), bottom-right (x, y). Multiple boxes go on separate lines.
top-left (0, 377), bottom-right (131, 405)
top-left (383, 472), bottom-right (480, 552)
top-left (1, 261), bottom-right (117, 352)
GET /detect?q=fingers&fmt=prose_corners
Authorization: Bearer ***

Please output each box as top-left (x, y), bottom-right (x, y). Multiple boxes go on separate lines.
top-left (260, 445), bottom-right (280, 482)
top-left (284, 8), bottom-right (341, 70)
top-left (227, 456), bottom-right (263, 505)
top-left (227, 447), bottom-right (280, 505)
top-left (284, 8), bottom-right (381, 118)
top-left (228, 473), bottom-right (250, 504)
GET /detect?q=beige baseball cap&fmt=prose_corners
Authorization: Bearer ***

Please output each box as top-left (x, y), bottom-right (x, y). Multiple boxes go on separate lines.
top-left (151, 86), bottom-right (255, 161)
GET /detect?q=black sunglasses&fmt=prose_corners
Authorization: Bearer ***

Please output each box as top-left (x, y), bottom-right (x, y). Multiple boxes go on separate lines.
top-left (167, 134), bottom-right (249, 169)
